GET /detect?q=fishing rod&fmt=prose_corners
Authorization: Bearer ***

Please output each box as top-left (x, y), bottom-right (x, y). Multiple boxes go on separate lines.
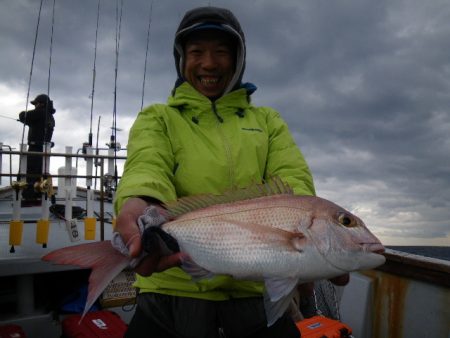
top-left (110, 0), bottom-right (123, 192)
top-left (42, 0), bottom-right (57, 182)
top-left (140, 0), bottom-right (153, 111)
top-left (0, 114), bottom-right (20, 122)
top-left (18, 0), bottom-right (44, 178)
top-left (88, 0), bottom-right (101, 147)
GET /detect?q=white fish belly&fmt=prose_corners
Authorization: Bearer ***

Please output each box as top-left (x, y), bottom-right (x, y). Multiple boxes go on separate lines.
top-left (164, 218), bottom-right (303, 279)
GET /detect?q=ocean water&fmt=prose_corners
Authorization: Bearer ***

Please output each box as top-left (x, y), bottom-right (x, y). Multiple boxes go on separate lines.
top-left (387, 246), bottom-right (450, 261)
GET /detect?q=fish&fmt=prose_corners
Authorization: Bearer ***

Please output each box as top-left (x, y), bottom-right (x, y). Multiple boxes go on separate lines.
top-left (42, 178), bottom-right (385, 326)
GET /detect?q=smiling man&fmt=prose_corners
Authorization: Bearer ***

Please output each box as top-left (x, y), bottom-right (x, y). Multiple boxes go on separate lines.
top-left (182, 30), bottom-right (236, 99)
top-left (115, 6), bottom-right (317, 338)
top-left (173, 7), bottom-right (246, 100)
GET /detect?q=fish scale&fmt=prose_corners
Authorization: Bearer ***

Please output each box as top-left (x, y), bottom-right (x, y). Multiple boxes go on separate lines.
top-left (162, 197), bottom-right (321, 280)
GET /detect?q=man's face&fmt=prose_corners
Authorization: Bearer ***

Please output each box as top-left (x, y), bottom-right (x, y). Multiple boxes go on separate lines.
top-left (183, 30), bottom-right (235, 99)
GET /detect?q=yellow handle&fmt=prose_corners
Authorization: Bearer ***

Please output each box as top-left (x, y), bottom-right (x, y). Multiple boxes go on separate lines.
top-left (84, 217), bottom-right (97, 240)
top-left (36, 219), bottom-right (50, 245)
top-left (9, 220), bottom-right (24, 246)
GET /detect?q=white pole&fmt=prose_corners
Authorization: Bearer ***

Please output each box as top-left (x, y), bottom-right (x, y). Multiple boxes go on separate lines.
top-left (87, 188), bottom-right (94, 218)
top-left (0, 142), bottom-right (3, 185)
top-left (12, 193), bottom-right (21, 221)
top-left (108, 148), bottom-right (114, 176)
top-left (64, 146), bottom-right (79, 242)
top-left (86, 146), bottom-right (93, 188)
top-left (42, 142), bottom-right (52, 175)
top-left (19, 143), bottom-right (27, 178)
top-left (64, 146), bottom-right (72, 188)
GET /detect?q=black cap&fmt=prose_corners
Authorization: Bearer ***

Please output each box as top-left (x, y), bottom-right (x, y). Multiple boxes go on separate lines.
top-left (31, 94), bottom-right (50, 105)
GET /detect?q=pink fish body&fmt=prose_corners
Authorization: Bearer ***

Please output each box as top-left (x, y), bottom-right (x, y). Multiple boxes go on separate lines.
top-left (42, 180), bottom-right (385, 326)
top-left (164, 194), bottom-right (384, 280)
top-left (161, 190), bottom-right (385, 325)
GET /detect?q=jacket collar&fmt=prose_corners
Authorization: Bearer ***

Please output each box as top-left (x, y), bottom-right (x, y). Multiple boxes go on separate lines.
top-left (169, 82), bottom-right (255, 110)
top-left (167, 82), bottom-right (256, 123)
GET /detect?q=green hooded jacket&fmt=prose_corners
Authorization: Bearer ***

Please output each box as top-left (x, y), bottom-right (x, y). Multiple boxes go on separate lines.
top-left (114, 81), bottom-right (315, 300)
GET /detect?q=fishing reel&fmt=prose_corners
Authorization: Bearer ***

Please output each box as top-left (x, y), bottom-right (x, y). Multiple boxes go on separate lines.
top-left (34, 176), bottom-right (54, 197)
top-left (11, 180), bottom-right (28, 191)
top-left (103, 174), bottom-right (117, 200)
top-left (11, 180), bottom-right (28, 200)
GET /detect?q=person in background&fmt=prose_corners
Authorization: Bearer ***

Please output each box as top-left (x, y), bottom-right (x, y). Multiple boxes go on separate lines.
top-left (18, 93), bottom-right (55, 201)
top-left (114, 6), bottom-right (347, 338)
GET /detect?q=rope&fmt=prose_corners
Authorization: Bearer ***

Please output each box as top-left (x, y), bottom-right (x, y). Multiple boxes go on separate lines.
top-left (140, 0), bottom-right (154, 111)
top-left (89, 0), bottom-right (101, 146)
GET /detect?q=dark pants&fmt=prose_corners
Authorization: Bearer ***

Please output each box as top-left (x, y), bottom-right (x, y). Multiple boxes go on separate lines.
top-left (125, 293), bottom-right (300, 338)
top-left (22, 144), bottom-right (43, 199)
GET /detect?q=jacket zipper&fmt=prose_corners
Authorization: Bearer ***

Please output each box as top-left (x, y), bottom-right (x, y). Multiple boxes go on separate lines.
top-left (212, 102), bottom-right (234, 187)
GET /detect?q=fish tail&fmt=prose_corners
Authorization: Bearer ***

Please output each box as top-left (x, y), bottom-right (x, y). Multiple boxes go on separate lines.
top-left (42, 241), bottom-right (130, 319)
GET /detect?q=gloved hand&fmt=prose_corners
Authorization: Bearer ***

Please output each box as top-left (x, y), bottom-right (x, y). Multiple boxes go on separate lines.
top-left (114, 198), bottom-right (188, 276)
top-left (111, 205), bottom-right (167, 267)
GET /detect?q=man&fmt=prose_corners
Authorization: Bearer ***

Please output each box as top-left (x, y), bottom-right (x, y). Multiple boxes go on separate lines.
top-left (115, 6), bottom-right (316, 337)
top-left (18, 93), bottom-right (55, 200)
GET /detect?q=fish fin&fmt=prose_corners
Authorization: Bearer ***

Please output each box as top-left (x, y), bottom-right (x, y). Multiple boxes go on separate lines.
top-left (42, 241), bottom-right (130, 320)
top-left (291, 233), bottom-right (307, 252)
top-left (164, 177), bottom-right (293, 218)
top-left (264, 276), bottom-right (299, 302)
top-left (263, 281), bottom-right (298, 327)
top-left (217, 217), bottom-right (306, 249)
top-left (181, 257), bottom-right (216, 280)
top-left (82, 254), bottom-right (130, 319)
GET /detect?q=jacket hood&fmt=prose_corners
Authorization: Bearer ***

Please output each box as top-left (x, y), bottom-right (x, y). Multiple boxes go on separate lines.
top-left (173, 7), bottom-right (246, 96)
top-left (31, 93), bottom-right (56, 113)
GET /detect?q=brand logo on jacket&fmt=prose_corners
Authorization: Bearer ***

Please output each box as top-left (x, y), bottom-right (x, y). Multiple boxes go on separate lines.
top-left (241, 127), bottom-right (263, 132)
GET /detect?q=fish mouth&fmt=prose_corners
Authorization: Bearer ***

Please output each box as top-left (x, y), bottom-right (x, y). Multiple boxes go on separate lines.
top-left (362, 242), bottom-right (385, 255)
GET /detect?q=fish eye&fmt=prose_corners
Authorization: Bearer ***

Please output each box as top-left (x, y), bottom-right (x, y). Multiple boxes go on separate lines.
top-left (338, 212), bottom-right (354, 227)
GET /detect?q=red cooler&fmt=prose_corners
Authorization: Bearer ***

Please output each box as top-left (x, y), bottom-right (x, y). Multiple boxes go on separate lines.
top-left (62, 310), bottom-right (127, 338)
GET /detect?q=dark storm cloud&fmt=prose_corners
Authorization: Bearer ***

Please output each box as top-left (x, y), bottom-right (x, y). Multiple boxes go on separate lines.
top-left (1, 0), bottom-right (449, 245)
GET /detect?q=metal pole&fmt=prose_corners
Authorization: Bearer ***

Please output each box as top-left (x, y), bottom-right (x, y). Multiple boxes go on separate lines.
top-left (100, 159), bottom-right (105, 241)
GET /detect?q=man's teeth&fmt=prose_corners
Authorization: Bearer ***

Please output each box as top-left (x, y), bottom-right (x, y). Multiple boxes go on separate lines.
top-left (201, 78), bottom-right (219, 85)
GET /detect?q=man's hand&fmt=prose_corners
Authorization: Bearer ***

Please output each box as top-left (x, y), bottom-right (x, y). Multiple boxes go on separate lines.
top-left (114, 197), bottom-right (187, 276)
top-left (115, 197), bottom-right (149, 258)
top-left (329, 273), bottom-right (349, 286)
top-left (297, 273), bottom-right (349, 299)
top-left (133, 251), bottom-right (187, 276)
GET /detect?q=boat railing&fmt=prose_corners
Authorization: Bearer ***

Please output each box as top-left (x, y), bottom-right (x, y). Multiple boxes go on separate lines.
top-left (0, 142), bottom-right (128, 249)
top-left (0, 142), bottom-right (126, 190)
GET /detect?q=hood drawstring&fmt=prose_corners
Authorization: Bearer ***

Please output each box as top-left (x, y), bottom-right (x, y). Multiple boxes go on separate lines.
top-left (212, 102), bottom-right (224, 123)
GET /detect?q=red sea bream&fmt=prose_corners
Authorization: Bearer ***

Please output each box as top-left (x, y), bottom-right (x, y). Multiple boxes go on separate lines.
top-left (42, 180), bottom-right (385, 326)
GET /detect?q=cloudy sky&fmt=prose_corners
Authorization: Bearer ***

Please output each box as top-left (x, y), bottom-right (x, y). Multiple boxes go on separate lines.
top-left (1, 0), bottom-right (449, 246)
